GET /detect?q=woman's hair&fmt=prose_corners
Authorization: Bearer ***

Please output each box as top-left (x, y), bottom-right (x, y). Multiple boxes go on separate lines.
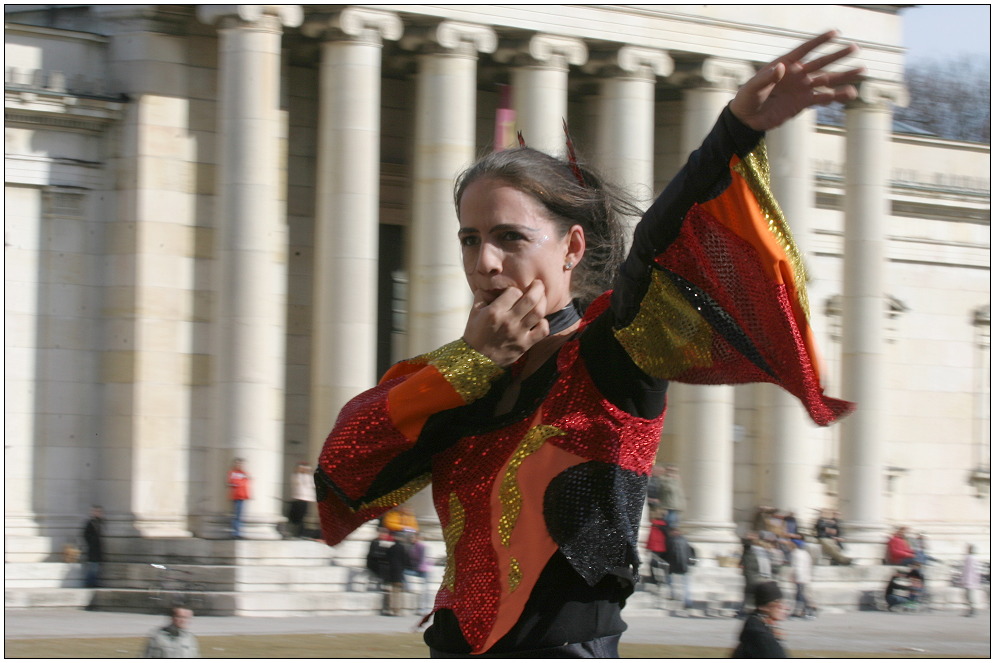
top-left (453, 147), bottom-right (642, 311)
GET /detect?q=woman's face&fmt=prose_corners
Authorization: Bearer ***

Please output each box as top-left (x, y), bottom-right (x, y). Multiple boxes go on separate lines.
top-left (457, 177), bottom-right (583, 312)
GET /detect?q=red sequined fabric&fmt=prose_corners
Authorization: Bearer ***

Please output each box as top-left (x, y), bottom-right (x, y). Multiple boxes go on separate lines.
top-left (656, 204), bottom-right (853, 425)
top-left (428, 323), bottom-right (664, 653)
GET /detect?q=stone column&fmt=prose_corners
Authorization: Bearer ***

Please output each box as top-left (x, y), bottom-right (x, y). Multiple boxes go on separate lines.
top-left (670, 58), bottom-right (754, 545)
top-left (5, 186), bottom-right (43, 538)
top-left (401, 21), bottom-right (496, 356)
top-left (198, 4), bottom-right (303, 539)
top-left (82, 6), bottom-right (207, 538)
top-left (763, 109), bottom-right (819, 514)
top-left (838, 81), bottom-right (907, 546)
top-left (495, 34), bottom-right (587, 155)
top-left (300, 8), bottom-right (402, 472)
top-left (585, 46), bottom-right (673, 216)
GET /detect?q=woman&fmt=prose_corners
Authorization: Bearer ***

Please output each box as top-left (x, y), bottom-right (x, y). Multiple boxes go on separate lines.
top-left (732, 581), bottom-right (789, 658)
top-left (316, 32), bottom-right (860, 657)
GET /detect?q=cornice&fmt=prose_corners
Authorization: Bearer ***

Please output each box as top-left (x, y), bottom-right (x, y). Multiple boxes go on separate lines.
top-left (5, 87), bottom-right (125, 133)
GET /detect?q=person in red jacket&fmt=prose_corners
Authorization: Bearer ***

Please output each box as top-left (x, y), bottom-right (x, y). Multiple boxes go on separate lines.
top-left (645, 515), bottom-right (669, 587)
top-left (885, 526), bottom-right (915, 565)
top-left (227, 458), bottom-right (251, 539)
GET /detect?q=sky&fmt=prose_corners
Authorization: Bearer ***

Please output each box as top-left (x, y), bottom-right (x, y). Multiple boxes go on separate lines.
top-left (901, 4), bottom-right (991, 63)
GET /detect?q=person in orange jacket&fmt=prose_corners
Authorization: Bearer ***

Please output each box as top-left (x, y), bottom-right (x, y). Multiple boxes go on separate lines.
top-left (227, 458), bottom-right (251, 539)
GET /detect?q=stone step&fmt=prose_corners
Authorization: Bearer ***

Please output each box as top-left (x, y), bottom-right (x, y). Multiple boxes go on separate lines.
top-left (5, 587), bottom-right (94, 609)
top-left (4, 562), bottom-right (83, 588)
top-left (100, 537), bottom-right (339, 566)
top-left (3, 535), bottom-right (68, 563)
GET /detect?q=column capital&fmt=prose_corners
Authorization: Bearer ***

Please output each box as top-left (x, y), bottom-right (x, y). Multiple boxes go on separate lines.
top-left (197, 5), bottom-right (303, 29)
top-left (846, 79), bottom-right (909, 110)
top-left (494, 33), bottom-right (588, 69)
top-left (669, 57), bottom-right (754, 91)
top-left (301, 7), bottom-right (403, 45)
top-left (399, 20), bottom-right (497, 56)
top-left (583, 45), bottom-right (673, 80)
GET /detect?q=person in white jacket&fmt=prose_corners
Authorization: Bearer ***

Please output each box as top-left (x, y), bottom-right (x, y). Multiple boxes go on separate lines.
top-left (959, 544), bottom-right (981, 617)
top-left (789, 539), bottom-right (816, 619)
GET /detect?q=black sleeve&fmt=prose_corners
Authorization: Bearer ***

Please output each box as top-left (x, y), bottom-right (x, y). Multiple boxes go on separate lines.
top-left (580, 105), bottom-right (763, 418)
top-left (579, 312), bottom-right (668, 419)
top-left (611, 105), bottom-right (764, 328)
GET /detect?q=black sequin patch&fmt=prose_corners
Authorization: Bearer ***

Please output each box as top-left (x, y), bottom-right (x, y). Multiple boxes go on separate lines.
top-left (662, 266), bottom-right (778, 379)
top-left (543, 462), bottom-right (648, 586)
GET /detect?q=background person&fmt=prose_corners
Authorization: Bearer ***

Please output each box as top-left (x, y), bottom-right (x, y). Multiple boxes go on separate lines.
top-left (662, 527), bottom-right (695, 612)
top-left (884, 570), bottom-right (913, 611)
top-left (958, 544), bottom-right (981, 617)
top-left (288, 461), bottom-right (316, 538)
top-left (142, 605), bottom-right (200, 658)
top-left (732, 581), bottom-right (789, 658)
top-left (885, 526), bottom-right (916, 566)
top-left (226, 458), bottom-right (250, 540)
top-left (789, 539), bottom-right (816, 619)
top-left (81, 505), bottom-right (104, 588)
top-left (658, 464), bottom-right (686, 528)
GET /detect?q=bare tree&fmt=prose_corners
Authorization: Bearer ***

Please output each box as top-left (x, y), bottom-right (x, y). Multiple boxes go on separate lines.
top-left (817, 56), bottom-right (991, 144)
top-left (896, 56), bottom-right (990, 143)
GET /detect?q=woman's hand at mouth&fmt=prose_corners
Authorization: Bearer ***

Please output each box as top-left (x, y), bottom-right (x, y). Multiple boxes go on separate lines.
top-left (463, 281), bottom-right (549, 367)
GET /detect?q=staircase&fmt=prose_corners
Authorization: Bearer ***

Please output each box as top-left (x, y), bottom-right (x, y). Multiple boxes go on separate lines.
top-left (5, 534), bottom-right (980, 617)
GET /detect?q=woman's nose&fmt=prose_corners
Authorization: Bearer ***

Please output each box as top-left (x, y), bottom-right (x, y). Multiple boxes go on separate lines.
top-left (475, 243), bottom-right (502, 274)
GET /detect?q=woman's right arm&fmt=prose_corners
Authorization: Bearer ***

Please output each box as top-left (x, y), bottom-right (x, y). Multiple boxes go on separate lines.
top-left (315, 339), bottom-right (505, 545)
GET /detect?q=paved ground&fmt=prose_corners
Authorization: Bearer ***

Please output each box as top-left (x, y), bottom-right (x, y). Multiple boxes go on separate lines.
top-left (4, 607), bottom-right (990, 658)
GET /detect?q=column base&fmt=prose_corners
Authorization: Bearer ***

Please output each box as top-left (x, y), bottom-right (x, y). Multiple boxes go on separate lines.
top-left (679, 520), bottom-right (741, 562)
top-left (198, 515), bottom-right (284, 540)
top-left (679, 520), bottom-right (740, 544)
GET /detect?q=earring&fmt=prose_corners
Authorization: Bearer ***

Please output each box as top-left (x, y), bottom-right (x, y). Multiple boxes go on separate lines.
top-left (564, 261), bottom-right (573, 271)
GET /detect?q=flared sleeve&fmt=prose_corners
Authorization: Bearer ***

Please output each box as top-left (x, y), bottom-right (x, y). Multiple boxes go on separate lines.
top-left (316, 339), bottom-right (505, 544)
top-left (610, 106), bottom-right (854, 426)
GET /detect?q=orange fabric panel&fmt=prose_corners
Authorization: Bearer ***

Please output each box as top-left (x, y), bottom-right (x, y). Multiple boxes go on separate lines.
top-left (699, 159), bottom-right (825, 383)
top-left (387, 366), bottom-right (466, 441)
top-left (483, 437), bottom-right (586, 653)
top-left (699, 161), bottom-right (793, 287)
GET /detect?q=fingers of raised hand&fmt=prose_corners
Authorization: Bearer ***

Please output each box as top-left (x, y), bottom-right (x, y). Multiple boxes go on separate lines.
top-left (800, 43), bottom-right (860, 76)
top-left (774, 30), bottom-right (839, 68)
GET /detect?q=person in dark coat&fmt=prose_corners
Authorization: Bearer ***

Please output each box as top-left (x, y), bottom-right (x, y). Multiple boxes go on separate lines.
top-left (82, 505), bottom-right (105, 588)
top-left (732, 580), bottom-right (788, 658)
top-left (662, 527), bottom-right (696, 609)
top-left (366, 527), bottom-right (392, 587)
top-left (385, 529), bottom-right (412, 616)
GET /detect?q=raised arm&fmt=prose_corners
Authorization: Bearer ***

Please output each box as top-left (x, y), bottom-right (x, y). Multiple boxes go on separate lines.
top-left (603, 32), bottom-right (859, 426)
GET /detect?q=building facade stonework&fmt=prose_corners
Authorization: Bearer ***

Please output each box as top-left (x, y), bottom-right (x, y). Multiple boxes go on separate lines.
top-left (5, 5), bottom-right (990, 561)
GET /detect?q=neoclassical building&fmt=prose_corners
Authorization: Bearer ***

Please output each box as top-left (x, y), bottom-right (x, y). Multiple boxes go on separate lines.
top-left (5, 4), bottom-right (990, 565)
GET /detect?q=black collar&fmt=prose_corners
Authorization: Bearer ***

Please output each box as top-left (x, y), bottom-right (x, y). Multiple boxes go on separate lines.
top-left (546, 300), bottom-right (581, 335)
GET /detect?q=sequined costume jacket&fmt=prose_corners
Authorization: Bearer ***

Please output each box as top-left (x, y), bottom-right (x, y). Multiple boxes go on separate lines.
top-left (316, 106), bottom-right (854, 654)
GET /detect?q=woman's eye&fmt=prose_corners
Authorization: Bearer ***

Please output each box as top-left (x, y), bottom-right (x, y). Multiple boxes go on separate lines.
top-left (459, 235), bottom-right (479, 247)
top-left (500, 231), bottom-right (526, 242)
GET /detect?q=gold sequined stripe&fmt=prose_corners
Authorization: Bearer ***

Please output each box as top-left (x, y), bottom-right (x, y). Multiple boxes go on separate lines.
top-left (614, 270), bottom-right (716, 379)
top-left (420, 339), bottom-right (505, 403)
top-left (508, 557), bottom-right (523, 592)
top-left (441, 492), bottom-right (465, 592)
top-left (360, 474), bottom-right (432, 511)
top-left (498, 425), bottom-right (565, 548)
top-left (733, 141), bottom-right (811, 318)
